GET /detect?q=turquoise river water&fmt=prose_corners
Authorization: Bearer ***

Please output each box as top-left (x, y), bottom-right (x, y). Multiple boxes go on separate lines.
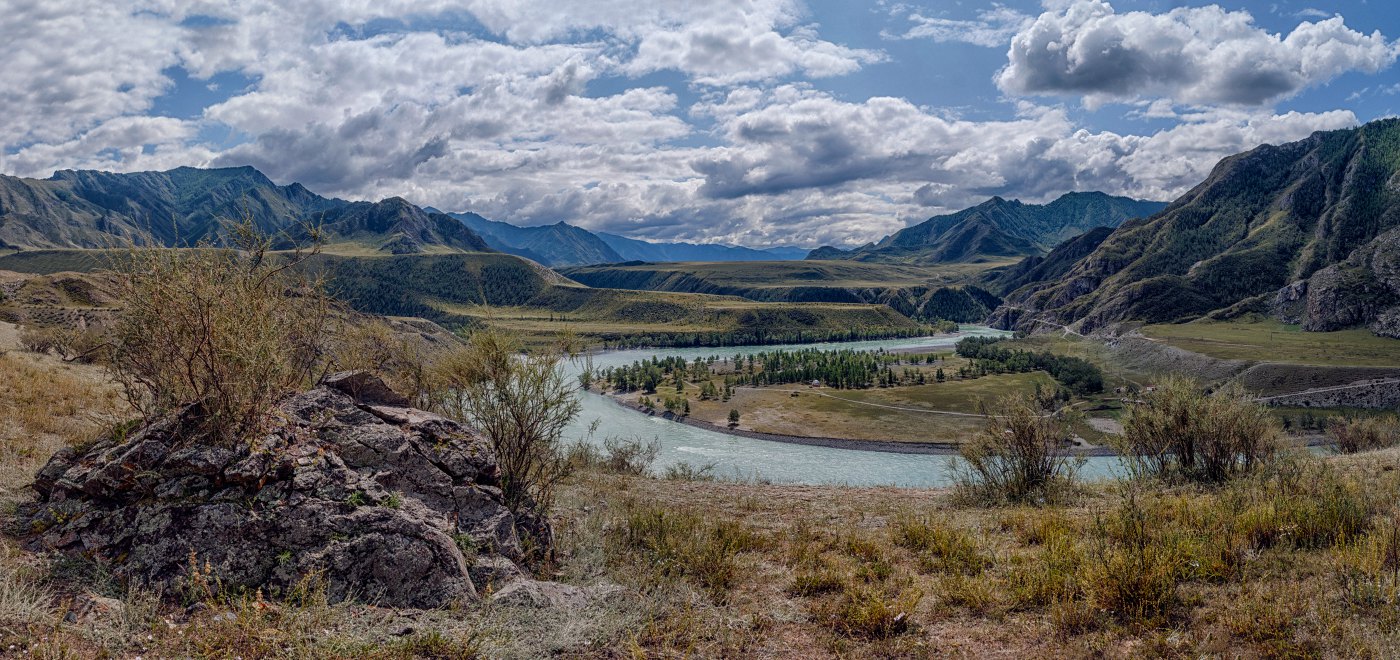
top-left (564, 327), bottom-right (1124, 487)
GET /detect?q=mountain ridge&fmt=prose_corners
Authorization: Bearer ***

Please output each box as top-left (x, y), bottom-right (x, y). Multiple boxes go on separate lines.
top-left (809, 192), bottom-right (1166, 265)
top-left (988, 118), bottom-right (1400, 338)
top-left (0, 166), bottom-right (491, 254)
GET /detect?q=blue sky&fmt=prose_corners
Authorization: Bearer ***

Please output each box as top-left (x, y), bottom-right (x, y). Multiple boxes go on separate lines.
top-left (3, 0), bottom-right (1398, 247)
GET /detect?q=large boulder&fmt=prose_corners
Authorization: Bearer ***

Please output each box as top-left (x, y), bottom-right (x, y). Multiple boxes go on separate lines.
top-left (22, 372), bottom-right (548, 608)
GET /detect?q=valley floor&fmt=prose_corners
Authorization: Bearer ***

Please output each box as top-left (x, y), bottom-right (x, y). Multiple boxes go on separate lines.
top-left (4, 319), bottom-right (1400, 658)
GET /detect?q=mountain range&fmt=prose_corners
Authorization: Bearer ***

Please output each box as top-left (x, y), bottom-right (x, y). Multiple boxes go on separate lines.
top-left (0, 166), bottom-right (491, 254)
top-left (989, 118), bottom-right (1400, 338)
top-left (808, 192), bottom-right (1167, 265)
top-left (445, 209), bottom-right (807, 266)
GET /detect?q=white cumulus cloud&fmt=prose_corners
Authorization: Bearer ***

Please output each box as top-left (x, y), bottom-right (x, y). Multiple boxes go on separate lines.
top-left (998, 0), bottom-right (1398, 107)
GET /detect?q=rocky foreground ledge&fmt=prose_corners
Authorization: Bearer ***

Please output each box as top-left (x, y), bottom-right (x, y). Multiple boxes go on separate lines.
top-left (22, 372), bottom-right (578, 609)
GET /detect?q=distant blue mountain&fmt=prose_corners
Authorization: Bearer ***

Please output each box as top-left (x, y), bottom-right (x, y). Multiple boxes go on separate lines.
top-left (430, 208), bottom-right (808, 266)
top-left (597, 232), bottom-right (807, 262)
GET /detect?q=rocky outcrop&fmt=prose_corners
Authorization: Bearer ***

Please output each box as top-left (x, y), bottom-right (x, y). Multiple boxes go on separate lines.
top-left (1276, 227), bottom-right (1400, 337)
top-left (23, 372), bottom-right (547, 609)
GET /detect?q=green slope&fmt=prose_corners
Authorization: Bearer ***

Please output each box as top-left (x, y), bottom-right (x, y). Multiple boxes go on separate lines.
top-left (0, 249), bottom-right (930, 347)
top-left (0, 166), bottom-right (491, 255)
top-left (991, 118), bottom-right (1400, 338)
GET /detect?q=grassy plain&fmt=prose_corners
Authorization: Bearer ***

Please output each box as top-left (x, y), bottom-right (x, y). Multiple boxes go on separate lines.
top-left (561, 259), bottom-right (987, 290)
top-left (624, 358), bottom-right (1057, 443)
top-left (1141, 319), bottom-right (1400, 366)
top-left (553, 448), bottom-right (1400, 658)
top-left (0, 249), bottom-right (927, 348)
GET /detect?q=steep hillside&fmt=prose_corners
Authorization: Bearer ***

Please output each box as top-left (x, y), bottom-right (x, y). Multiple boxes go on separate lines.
top-left (980, 226), bottom-right (1116, 296)
top-left (990, 118), bottom-right (1400, 338)
top-left (449, 213), bottom-right (623, 266)
top-left (0, 166), bottom-right (490, 254)
top-left (812, 192), bottom-right (1165, 265)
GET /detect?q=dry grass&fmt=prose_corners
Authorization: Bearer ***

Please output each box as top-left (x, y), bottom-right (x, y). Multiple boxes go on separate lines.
top-left (6, 314), bottom-right (1400, 657)
top-left (548, 446), bottom-right (1400, 658)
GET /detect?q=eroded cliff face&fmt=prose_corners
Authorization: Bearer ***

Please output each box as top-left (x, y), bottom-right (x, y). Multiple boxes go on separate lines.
top-left (1274, 227), bottom-right (1400, 338)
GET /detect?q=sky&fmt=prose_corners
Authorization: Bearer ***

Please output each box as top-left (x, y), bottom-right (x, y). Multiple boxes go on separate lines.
top-left (3, 1), bottom-right (1399, 248)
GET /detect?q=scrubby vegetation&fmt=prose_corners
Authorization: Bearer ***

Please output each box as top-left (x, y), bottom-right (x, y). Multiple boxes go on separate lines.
top-left (107, 224), bottom-right (333, 444)
top-left (1119, 376), bottom-right (1280, 483)
top-left (430, 329), bottom-right (582, 518)
top-left (1330, 415), bottom-right (1400, 454)
top-left (952, 394), bottom-right (1083, 505)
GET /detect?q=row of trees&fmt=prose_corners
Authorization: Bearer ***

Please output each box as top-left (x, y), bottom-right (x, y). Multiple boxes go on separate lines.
top-left (601, 348), bottom-right (955, 392)
top-left (954, 336), bottom-right (1104, 395)
top-left (600, 322), bottom-right (953, 350)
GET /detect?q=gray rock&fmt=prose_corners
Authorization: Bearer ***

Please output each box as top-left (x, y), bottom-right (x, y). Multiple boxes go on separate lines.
top-left (22, 372), bottom-right (549, 609)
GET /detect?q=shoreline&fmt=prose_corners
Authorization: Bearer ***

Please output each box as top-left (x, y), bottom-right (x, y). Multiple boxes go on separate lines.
top-left (599, 392), bottom-right (1333, 457)
top-left (600, 393), bottom-right (1120, 457)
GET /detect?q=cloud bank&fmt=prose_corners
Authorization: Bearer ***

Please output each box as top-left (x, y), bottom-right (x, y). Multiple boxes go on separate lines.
top-left (0, 0), bottom-right (1393, 247)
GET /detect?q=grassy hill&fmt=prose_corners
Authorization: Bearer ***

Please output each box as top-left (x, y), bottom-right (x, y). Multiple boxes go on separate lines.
top-left (0, 249), bottom-right (930, 347)
top-left (559, 259), bottom-right (1005, 323)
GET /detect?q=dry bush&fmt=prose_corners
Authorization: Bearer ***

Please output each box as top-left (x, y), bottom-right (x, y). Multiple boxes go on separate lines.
top-left (429, 329), bottom-right (581, 516)
top-left (613, 503), bottom-right (766, 602)
top-left (566, 436), bottom-right (660, 476)
top-left (18, 324), bottom-right (110, 363)
top-left (1329, 416), bottom-right (1400, 454)
top-left (326, 318), bottom-right (434, 406)
top-left (1083, 490), bottom-right (1186, 626)
top-left (891, 515), bottom-right (991, 575)
top-left (106, 222), bottom-right (332, 445)
top-left (952, 393), bottom-right (1083, 505)
top-left (17, 325), bottom-right (60, 355)
top-left (1120, 376), bottom-right (1279, 484)
top-left (821, 582), bottom-right (923, 639)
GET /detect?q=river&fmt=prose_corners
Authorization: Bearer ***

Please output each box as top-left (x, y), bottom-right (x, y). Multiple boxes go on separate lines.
top-left (564, 326), bottom-right (1124, 487)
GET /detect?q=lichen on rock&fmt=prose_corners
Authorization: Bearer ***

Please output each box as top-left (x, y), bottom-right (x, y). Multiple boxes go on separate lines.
top-left (23, 371), bottom-right (549, 609)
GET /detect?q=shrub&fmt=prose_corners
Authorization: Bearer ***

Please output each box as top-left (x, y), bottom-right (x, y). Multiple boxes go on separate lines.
top-left (1119, 376), bottom-right (1279, 484)
top-left (327, 319), bottom-right (432, 406)
top-left (1329, 416), bottom-right (1400, 454)
top-left (1084, 491), bottom-right (1184, 626)
top-left (1007, 533), bottom-right (1085, 610)
top-left (430, 329), bottom-right (581, 516)
top-left (1224, 458), bottom-right (1372, 550)
top-left (565, 435), bottom-right (660, 476)
top-left (951, 393), bottom-right (1083, 505)
top-left (891, 515), bottom-right (992, 575)
top-left (615, 505), bottom-right (765, 602)
top-left (823, 583), bottom-right (922, 639)
top-left (18, 325), bottom-right (60, 355)
top-left (106, 223), bottom-right (332, 444)
top-left (1335, 515), bottom-right (1400, 611)
top-left (788, 564), bottom-right (847, 596)
top-left (662, 461), bottom-right (717, 481)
